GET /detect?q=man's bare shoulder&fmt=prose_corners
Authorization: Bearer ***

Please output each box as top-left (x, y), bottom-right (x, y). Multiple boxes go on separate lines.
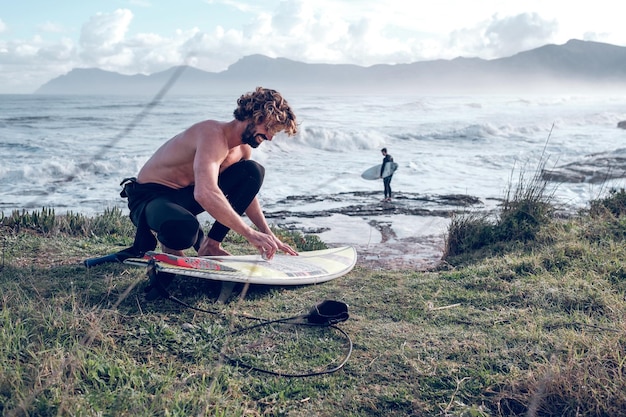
top-left (185, 119), bottom-right (224, 137)
top-left (175, 120), bottom-right (229, 152)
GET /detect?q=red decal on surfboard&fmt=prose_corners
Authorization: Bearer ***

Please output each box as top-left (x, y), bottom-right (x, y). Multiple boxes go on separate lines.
top-left (144, 252), bottom-right (222, 271)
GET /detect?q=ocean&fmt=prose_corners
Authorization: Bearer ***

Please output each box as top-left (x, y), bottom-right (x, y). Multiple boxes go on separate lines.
top-left (2, 92), bottom-right (626, 260)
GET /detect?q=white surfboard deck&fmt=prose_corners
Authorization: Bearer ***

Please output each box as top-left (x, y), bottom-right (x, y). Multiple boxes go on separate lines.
top-left (361, 162), bottom-right (398, 180)
top-left (124, 246), bottom-right (357, 285)
top-left (361, 164), bottom-right (382, 180)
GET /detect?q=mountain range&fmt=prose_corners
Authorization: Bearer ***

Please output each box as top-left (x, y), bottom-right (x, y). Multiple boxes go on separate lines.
top-left (35, 39), bottom-right (626, 95)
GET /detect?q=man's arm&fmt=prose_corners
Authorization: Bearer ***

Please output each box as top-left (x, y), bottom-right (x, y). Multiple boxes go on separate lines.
top-left (191, 129), bottom-right (252, 236)
top-left (191, 128), bottom-right (282, 257)
top-left (245, 197), bottom-right (298, 256)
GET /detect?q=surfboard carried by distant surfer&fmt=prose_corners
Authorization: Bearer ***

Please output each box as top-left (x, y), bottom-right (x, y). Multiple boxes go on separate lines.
top-left (361, 162), bottom-right (398, 180)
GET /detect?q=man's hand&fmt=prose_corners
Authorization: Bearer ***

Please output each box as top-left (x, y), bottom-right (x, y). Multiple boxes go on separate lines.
top-left (272, 233), bottom-right (298, 256)
top-left (247, 229), bottom-right (298, 260)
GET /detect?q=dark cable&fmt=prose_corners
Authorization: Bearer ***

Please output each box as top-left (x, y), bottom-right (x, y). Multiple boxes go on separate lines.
top-left (148, 273), bottom-right (353, 377)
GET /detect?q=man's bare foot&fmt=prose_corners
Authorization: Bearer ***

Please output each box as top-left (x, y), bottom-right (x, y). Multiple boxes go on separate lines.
top-left (161, 244), bottom-right (185, 257)
top-left (197, 237), bottom-right (232, 256)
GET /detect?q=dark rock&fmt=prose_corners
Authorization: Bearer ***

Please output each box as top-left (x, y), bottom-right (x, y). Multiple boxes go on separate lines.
top-left (264, 191), bottom-right (483, 220)
top-left (542, 149), bottom-right (626, 183)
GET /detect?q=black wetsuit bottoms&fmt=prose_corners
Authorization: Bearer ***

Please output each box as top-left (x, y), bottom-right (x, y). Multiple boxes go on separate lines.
top-left (383, 175), bottom-right (392, 199)
top-left (121, 159), bottom-right (265, 256)
top-left (380, 155), bottom-right (393, 199)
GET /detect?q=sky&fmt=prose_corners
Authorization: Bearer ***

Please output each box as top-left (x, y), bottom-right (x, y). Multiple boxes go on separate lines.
top-left (1, 0), bottom-right (625, 93)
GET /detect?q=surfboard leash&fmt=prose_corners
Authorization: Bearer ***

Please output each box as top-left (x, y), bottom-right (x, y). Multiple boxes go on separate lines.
top-left (143, 264), bottom-right (353, 377)
top-left (216, 319), bottom-right (353, 378)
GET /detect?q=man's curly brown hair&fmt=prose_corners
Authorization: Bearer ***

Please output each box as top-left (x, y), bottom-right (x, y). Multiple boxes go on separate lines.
top-left (233, 87), bottom-right (298, 136)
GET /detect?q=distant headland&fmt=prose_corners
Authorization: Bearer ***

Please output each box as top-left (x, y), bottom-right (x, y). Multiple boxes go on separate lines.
top-left (35, 39), bottom-right (626, 95)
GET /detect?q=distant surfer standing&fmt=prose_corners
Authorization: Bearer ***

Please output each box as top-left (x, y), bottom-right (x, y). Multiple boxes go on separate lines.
top-left (120, 87), bottom-right (298, 261)
top-left (380, 148), bottom-right (394, 202)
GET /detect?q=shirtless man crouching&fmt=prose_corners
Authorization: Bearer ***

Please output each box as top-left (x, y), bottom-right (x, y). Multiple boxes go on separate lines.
top-left (121, 87), bottom-right (298, 260)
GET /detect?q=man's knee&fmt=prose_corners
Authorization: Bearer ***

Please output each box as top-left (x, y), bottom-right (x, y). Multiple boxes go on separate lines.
top-left (240, 159), bottom-right (265, 185)
top-left (219, 160), bottom-right (265, 195)
top-left (157, 217), bottom-right (200, 250)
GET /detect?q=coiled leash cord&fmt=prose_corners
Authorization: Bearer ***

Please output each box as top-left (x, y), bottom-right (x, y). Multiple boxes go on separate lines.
top-left (145, 261), bottom-right (353, 377)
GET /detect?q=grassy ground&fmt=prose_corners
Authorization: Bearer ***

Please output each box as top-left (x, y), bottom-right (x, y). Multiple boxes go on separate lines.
top-left (1, 194), bottom-right (626, 416)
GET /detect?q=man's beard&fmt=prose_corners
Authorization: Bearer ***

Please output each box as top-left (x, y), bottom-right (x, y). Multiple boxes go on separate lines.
top-left (241, 123), bottom-right (262, 148)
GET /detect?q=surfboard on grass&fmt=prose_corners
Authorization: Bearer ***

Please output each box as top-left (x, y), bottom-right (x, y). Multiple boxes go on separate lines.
top-left (123, 246), bottom-right (357, 286)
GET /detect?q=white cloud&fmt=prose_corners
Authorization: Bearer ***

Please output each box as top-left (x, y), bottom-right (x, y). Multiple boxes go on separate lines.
top-left (76, 8), bottom-right (180, 73)
top-left (258, 2), bottom-right (352, 62)
top-left (0, 35), bottom-right (77, 93)
top-left (444, 12), bottom-right (558, 60)
top-left (37, 38), bottom-right (76, 61)
top-left (1, 0), bottom-right (626, 93)
top-left (79, 9), bottom-right (133, 58)
top-left (228, 1), bottom-right (417, 67)
top-left (38, 21), bottom-right (66, 34)
top-left (484, 13), bottom-right (558, 57)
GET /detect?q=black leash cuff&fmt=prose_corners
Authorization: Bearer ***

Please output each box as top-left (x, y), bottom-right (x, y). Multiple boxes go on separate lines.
top-left (307, 300), bottom-right (349, 325)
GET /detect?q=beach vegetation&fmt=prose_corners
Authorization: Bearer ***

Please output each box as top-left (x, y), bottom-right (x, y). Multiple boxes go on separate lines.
top-left (1, 186), bottom-right (626, 416)
top-left (443, 157), bottom-right (555, 264)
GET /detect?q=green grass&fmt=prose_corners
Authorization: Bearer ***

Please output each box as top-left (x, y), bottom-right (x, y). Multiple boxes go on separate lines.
top-left (2, 189), bottom-right (626, 416)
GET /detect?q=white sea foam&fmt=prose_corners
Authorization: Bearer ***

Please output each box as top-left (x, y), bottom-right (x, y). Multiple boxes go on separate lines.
top-left (1, 93), bottom-right (625, 217)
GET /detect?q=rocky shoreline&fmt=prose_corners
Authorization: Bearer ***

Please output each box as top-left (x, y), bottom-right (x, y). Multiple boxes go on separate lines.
top-left (263, 191), bottom-right (487, 270)
top-left (542, 148), bottom-right (626, 184)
